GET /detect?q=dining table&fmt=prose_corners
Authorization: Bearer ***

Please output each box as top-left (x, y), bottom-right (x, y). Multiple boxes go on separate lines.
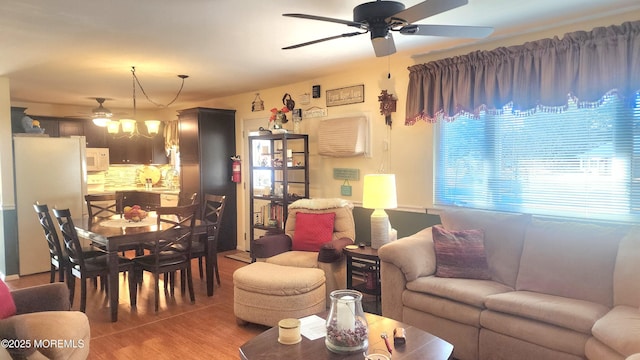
top-left (74, 213), bottom-right (218, 322)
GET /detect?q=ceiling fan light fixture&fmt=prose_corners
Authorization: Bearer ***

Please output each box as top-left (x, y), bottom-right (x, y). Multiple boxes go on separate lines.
top-left (92, 117), bottom-right (110, 127)
top-left (91, 98), bottom-right (113, 127)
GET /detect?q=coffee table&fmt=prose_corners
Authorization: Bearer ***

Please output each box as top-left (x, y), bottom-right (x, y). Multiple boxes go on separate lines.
top-left (239, 312), bottom-right (453, 360)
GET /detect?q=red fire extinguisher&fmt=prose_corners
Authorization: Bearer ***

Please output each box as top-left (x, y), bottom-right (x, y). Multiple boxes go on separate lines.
top-left (231, 155), bottom-right (241, 183)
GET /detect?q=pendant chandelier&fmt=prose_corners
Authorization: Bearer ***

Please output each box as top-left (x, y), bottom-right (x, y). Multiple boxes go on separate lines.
top-left (106, 66), bottom-right (188, 138)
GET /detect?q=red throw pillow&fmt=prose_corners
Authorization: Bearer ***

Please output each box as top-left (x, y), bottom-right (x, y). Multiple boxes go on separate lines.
top-left (432, 225), bottom-right (491, 280)
top-left (292, 212), bottom-right (336, 252)
top-left (0, 279), bottom-right (16, 319)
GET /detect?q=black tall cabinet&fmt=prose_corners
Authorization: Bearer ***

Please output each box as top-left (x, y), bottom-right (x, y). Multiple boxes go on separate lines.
top-left (178, 107), bottom-right (237, 251)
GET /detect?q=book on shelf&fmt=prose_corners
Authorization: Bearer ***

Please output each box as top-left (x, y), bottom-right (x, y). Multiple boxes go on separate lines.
top-left (260, 202), bottom-right (285, 229)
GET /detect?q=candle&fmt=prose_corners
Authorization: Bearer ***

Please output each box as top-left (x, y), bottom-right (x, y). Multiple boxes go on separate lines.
top-left (278, 318), bottom-right (301, 345)
top-left (336, 295), bottom-right (355, 330)
top-left (287, 149), bottom-right (293, 158)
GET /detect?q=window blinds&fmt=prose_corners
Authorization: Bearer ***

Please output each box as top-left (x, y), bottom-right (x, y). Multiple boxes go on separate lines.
top-left (435, 94), bottom-right (639, 222)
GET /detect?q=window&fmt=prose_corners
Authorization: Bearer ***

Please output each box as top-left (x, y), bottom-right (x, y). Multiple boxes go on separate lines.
top-left (435, 92), bottom-right (640, 222)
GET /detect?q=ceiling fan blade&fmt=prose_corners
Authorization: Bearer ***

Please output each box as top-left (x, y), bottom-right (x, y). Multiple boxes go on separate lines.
top-left (283, 31), bottom-right (366, 50)
top-left (283, 13), bottom-right (364, 29)
top-left (371, 33), bottom-right (397, 57)
top-left (400, 24), bottom-right (494, 38)
top-left (389, 0), bottom-right (468, 24)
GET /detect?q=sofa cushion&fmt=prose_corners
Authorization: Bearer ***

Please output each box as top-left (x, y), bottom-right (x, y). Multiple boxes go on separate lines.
top-left (591, 305), bottom-right (640, 356)
top-left (484, 290), bottom-right (609, 334)
top-left (516, 218), bottom-right (627, 307)
top-left (402, 290), bottom-right (484, 327)
top-left (585, 337), bottom-right (628, 360)
top-left (480, 310), bottom-right (590, 357)
top-left (432, 225), bottom-right (490, 280)
top-left (0, 279), bottom-right (16, 319)
top-left (613, 227), bottom-right (640, 307)
top-left (265, 251), bottom-right (318, 269)
top-left (233, 262), bottom-right (325, 296)
top-left (407, 276), bottom-right (513, 308)
top-left (439, 208), bottom-right (530, 287)
top-left (292, 212), bottom-right (336, 252)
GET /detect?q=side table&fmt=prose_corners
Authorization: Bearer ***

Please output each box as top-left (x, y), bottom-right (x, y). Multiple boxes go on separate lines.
top-left (344, 246), bottom-right (381, 315)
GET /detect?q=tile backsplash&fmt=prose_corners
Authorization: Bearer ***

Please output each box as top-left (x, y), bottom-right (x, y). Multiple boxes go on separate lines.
top-left (102, 164), bottom-right (179, 189)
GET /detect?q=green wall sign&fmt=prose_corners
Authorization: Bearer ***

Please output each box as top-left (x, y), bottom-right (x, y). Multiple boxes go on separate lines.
top-left (333, 168), bottom-right (360, 181)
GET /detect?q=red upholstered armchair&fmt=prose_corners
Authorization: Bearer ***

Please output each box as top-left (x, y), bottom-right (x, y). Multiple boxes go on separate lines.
top-left (252, 198), bottom-right (355, 302)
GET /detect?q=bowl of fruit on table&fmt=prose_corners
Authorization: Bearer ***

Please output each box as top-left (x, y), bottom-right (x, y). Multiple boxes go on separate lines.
top-left (123, 205), bottom-right (148, 222)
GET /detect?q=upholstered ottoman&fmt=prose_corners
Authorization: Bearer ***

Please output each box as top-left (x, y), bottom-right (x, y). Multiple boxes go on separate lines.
top-left (233, 262), bottom-right (326, 327)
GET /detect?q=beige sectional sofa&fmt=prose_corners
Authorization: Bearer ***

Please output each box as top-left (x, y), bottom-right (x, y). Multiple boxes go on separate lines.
top-left (379, 208), bottom-right (640, 360)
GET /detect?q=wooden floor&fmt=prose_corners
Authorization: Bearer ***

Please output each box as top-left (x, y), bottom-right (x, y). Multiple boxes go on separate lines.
top-left (5, 250), bottom-right (268, 359)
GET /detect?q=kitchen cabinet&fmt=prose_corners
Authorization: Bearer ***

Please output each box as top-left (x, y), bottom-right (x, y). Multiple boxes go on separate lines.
top-left (178, 107), bottom-right (237, 251)
top-left (248, 133), bottom-right (309, 256)
top-left (108, 136), bottom-right (152, 164)
top-left (10, 107), bottom-right (110, 148)
top-left (107, 121), bottom-right (167, 164)
top-left (160, 193), bottom-right (179, 206)
top-left (58, 119), bottom-right (84, 137)
top-left (83, 121), bottom-right (108, 148)
top-left (35, 118), bottom-right (60, 137)
top-left (116, 191), bottom-right (161, 212)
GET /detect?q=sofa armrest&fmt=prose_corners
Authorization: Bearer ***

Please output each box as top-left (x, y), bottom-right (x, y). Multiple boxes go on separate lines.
top-left (318, 237), bottom-right (353, 263)
top-left (378, 227), bottom-right (436, 282)
top-left (252, 233), bottom-right (292, 259)
top-left (12, 283), bottom-right (70, 314)
top-left (379, 227), bottom-right (436, 322)
top-left (592, 305), bottom-right (640, 357)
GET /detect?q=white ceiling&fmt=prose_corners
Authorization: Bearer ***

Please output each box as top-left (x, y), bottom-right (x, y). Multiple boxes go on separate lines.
top-left (2, 0), bottom-right (639, 114)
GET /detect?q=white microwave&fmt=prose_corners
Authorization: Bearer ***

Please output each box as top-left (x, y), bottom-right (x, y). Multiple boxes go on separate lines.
top-left (86, 148), bottom-right (110, 172)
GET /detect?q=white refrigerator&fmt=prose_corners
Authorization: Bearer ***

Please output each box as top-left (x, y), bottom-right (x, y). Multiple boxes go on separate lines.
top-left (13, 135), bottom-right (88, 275)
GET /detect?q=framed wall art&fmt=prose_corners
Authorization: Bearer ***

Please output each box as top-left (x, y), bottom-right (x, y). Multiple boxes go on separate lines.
top-left (326, 84), bottom-right (364, 107)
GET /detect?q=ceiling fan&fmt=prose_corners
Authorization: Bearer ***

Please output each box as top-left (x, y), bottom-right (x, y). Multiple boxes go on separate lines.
top-left (90, 97), bottom-right (113, 127)
top-left (65, 97), bottom-right (124, 124)
top-left (282, 0), bottom-right (494, 57)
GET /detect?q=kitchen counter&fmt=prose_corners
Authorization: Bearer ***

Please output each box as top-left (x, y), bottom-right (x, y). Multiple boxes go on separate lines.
top-left (88, 189), bottom-right (181, 208)
top-left (101, 187), bottom-right (180, 195)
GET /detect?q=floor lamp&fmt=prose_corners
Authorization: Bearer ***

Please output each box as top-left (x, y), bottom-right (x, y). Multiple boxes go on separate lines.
top-left (363, 174), bottom-right (397, 249)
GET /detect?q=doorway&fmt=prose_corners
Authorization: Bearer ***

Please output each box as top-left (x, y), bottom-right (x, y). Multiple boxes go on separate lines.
top-left (241, 117), bottom-right (268, 252)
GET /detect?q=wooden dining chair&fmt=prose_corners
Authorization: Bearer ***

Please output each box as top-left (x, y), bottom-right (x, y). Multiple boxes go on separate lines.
top-left (85, 193), bottom-right (122, 220)
top-left (133, 203), bottom-right (199, 312)
top-left (33, 202), bottom-right (104, 284)
top-left (192, 194), bottom-right (226, 284)
top-left (173, 194), bottom-right (225, 294)
top-left (178, 192), bottom-right (198, 206)
top-left (33, 202), bottom-right (69, 283)
top-left (162, 192), bottom-right (197, 291)
top-left (52, 208), bottom-right (137, 313)
top-left (85, 193), bottom-right (141, 257)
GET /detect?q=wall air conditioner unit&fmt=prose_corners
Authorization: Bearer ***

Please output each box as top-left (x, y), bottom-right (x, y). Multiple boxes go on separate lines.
top-left (318, 114), bottom-right (370, 157)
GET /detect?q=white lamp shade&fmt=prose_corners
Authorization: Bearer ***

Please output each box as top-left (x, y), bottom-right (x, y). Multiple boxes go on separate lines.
top-left (120, 119), bottom-right (137, 134)
top-left (106, 120), bottom-right (120, 134)
top-left (144, 120), bottom-right (161, 135)
top-left (362, 174), bottom-right (397, 209)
